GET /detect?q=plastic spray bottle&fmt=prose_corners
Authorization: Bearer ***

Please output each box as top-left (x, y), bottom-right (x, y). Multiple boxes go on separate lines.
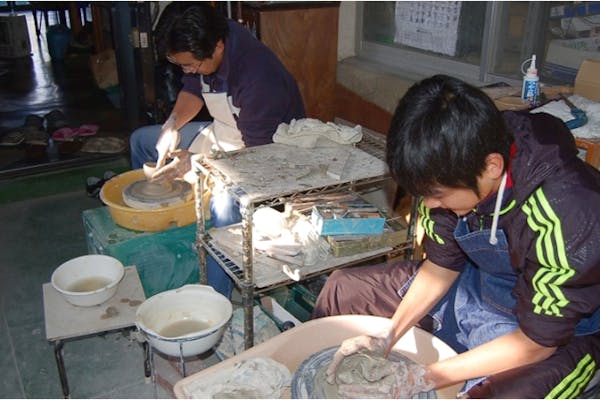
top-left (521, 54), bottom-right (539, 107)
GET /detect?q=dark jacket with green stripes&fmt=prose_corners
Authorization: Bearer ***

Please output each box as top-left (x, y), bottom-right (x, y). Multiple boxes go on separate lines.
top-left (422, 110), bottom-right (600, 348)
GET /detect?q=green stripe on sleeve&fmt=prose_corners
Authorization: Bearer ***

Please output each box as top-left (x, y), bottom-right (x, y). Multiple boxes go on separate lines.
top-left (522, 188), bottom-right (574, 317)
top-left (418, 200), bottom-right (445, 245)
top-left (546, 354), bottom-right (596, 398)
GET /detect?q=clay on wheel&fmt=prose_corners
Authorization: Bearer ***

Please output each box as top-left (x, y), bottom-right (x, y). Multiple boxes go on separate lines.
top-left (122, 179), bottom-right (192, 210)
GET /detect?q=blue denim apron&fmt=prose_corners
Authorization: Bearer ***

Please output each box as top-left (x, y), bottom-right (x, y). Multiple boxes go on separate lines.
top-left (430, 218), bottom-right (520, 353)
top-left (428, 215), bottom-right (600, 392)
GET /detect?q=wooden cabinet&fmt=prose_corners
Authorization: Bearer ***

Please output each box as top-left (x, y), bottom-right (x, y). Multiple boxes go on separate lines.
top-left (241, 2), bottom-right (339, 122)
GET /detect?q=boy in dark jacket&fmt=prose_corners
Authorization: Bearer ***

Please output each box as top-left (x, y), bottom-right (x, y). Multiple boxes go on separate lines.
top-left (313, 75), bottom-right (600, 398)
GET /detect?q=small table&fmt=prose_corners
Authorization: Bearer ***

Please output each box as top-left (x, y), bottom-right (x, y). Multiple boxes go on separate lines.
top-left (43, 266), bottom-right (146, 398)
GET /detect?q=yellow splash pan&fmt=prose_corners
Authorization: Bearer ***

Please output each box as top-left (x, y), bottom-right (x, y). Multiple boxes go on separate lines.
top-left (100, 169), bottom-right (196, 231)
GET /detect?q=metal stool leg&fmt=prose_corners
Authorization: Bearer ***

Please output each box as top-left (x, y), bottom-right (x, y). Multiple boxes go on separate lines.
top-left (179, 342), bottom-right (187, 377)
top-left (143, 341), bottom-right (151, 379)
top-left (148, 344), bottom-right (158, 399)
top-left (53, 340), bottom-right (70, 398)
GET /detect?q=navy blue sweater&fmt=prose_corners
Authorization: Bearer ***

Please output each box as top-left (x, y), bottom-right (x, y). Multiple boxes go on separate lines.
top-left (180, 20), bottom-right (305, 147)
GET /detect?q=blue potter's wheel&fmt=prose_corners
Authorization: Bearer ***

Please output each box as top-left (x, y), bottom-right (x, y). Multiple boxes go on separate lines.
top-left (291, 346), bottom-right (437, 399)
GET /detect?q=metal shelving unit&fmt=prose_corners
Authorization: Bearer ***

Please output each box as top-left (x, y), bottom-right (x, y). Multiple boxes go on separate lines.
top-left (193, 133), bottom-right (418, 349)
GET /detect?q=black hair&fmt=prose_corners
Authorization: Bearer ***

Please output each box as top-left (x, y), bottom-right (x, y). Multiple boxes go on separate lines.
top-left (160, 3), bottom-right (229, 60)
top-left (386, 75), bottom-right (513, 197)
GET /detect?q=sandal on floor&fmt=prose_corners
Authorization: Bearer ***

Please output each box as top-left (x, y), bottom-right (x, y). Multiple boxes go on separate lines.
top-left (23, 126), bottom-right (49, 145)
top-left (53, 125), bottom-right (99, 141)
top-left (24, 114), bottom-right (44, 129)
top-left (52, 127), bottom-right (78, 141)
top-left (103, 170), bottom-right (117, 181)
top-left (80, 136), bottom-right (127, 154)
top-left (86, 171), bottom-right (118, 198)
top-left (76, 124), bottom-right (99, 137)
top-left (44, 109), bottom-right (69, 132)
top-left (86, 176), bottom-right (103, 198)
top-left (0, 130), bottom-right (25, 146)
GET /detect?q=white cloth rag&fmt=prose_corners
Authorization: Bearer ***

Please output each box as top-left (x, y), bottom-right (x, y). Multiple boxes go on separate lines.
top-left (531, 94), bottom-right (600, 139)
top-left (273, 118), bottom-right (363, 148)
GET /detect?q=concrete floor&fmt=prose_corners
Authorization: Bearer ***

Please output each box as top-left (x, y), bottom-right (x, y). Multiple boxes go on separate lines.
top-left (0, 189), bottom-right (154, 398)
top-left (0, 181), bottom-right (233, 398)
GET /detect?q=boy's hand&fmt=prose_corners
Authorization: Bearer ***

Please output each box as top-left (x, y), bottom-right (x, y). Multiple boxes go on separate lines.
top-left (326, 335), bottom-right (389, 384)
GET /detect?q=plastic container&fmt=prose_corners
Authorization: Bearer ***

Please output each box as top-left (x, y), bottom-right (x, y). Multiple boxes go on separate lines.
top-left (136, 285), bottom-right (232, 357)
top-left (521, 54), bottom-right (539, 107)
top-left (51, 254), bottom-right (125, 307)
top-left (311, 204), bottom-right (386, 236)
top-left (99, 169), bottom-right (196, 231)
top-left (46, 24), bottom-right (71, 61)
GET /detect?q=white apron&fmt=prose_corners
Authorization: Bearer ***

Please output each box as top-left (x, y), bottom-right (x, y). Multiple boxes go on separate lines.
top-left (188, 77), bottom-right (245, 154)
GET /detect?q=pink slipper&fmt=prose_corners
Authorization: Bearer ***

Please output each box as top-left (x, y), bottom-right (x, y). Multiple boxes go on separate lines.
top-left (76, 124), bottom-right (99, 137)
top-left (52, 127), bottom-right (78, 141)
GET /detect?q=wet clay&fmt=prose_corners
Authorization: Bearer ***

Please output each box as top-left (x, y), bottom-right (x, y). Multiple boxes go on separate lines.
top-left (120, 298), bottom-right (142, 307)
top-left (313, 350), bottom-right (420, 399)
top-left (182, 357), bottom-right (291, 399)
top-left (101, 306), bottom-right (119, 319)
top-left (122, 179), bottom-right (192, 210)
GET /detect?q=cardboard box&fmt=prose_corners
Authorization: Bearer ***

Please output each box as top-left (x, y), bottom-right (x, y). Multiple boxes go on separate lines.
top-left (575, 59), bottom-right (600, 102)
top-left (544, 39), bottom-right (600, 83)
top-left (327, 218), bottom-right (408, 257)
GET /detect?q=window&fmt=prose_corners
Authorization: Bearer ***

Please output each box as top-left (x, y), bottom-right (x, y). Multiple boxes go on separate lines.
top-left (0, 1), bottom-right (31, 12)
top-left (358, 1), bottom-right (600, 86)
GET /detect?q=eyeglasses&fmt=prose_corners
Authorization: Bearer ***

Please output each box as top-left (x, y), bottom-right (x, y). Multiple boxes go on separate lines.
top-left (166, 54), bottom-right (203, 74)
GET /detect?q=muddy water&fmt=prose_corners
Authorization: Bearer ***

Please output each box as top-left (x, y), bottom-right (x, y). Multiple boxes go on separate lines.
top-left (159, 319), bottom-right (212, 338)
top-left (67, 277), bottom-right (112, 292)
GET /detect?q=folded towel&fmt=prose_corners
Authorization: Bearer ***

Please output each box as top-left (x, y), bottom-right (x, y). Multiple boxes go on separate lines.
top-left (531, 95), bottom-right (600, 139)
top-left (273, 118), bottom-right (363, 148)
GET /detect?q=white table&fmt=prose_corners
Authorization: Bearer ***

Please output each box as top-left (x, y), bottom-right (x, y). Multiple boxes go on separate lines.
top-left (43, 266), bottom-right (146, 398)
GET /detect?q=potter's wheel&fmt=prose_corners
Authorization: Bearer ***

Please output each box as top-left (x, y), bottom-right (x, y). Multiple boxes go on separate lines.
top-left (291, 346), bottom-right (437, 399)
top-left (122, 179), bottom-right (193, 210)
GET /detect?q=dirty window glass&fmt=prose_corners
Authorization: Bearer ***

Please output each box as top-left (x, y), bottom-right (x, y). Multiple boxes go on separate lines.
top-left (360, 1), bottom-right (600, 86)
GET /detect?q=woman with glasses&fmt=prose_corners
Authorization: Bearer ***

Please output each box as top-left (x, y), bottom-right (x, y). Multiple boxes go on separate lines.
top-left (129, 3), bottom-right (305, 298)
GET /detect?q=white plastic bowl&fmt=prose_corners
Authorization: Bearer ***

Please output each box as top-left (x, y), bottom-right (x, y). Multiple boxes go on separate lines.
top-left (51, 255), bottom-right (125, 307)
top-left (136, 285), bottom-right (233, 357)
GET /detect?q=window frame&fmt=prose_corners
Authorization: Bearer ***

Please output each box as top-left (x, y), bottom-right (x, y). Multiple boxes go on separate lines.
top-left (355, 2), bottom-right (552, 87)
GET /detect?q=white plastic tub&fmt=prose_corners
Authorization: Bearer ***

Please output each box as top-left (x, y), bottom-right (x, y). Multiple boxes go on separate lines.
top-left (51, 254), bottom-right (125, 307)
top-left (136, 285), bottom-right (233, 357)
